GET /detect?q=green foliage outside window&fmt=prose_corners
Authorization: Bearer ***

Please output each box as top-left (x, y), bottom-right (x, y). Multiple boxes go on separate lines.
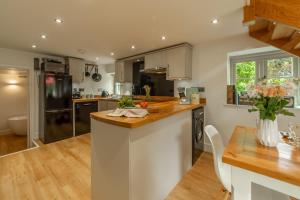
top-left (235, 61), bottom-right (256, 93)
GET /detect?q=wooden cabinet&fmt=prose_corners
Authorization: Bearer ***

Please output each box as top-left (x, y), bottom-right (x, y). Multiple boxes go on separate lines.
top-left (107, 101), bottom-right (118, 110)
top-left (68, 58), bottom-right (85, 83)
top-left (166, 45), bottom-right (192, 80)
top-left (144, 51), bottom-right (168, 70)
top-left (115, 61), bottom-right (133, 83)
top-left (98, 100), bottom-right (118, 111)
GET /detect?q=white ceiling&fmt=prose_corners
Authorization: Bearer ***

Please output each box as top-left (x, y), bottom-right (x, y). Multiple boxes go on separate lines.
top-left (0, 0), bottom-right (247, 64)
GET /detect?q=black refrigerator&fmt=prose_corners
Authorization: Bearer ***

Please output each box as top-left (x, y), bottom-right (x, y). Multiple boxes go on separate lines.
top-left (39, 72), bottom-right (73, 144)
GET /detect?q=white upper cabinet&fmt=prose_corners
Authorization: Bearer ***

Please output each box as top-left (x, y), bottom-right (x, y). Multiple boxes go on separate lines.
top-left (115, 60), bottom-right (133, 83)
top-left (68, 58), bottom-right (85, 83)
top-left (144, 51), bottom-right (168, 70)
top-left (166, 44), bottom-right (192, 80)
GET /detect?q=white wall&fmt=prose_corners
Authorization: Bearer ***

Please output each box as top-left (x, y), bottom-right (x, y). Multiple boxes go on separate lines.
top-left (73, 65), bottom-right (114, 95)
top-left (0, 48), bottom-right (64, 141)
top-left (176, 33), bottom-right (300, 150)
top-left (0, 73), bottom-right (28, 133)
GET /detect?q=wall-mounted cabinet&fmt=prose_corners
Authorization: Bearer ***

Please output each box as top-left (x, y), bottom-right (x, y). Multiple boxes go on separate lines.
top-left (144, 51), bottom-right (168, 70)
top-left (115, 60), bottom-right (133, 83)
top-left (116, 43), bottom-right (192, 81)
top-left (67, 58), bottom-right (85, 83)
top-left (166, 45), bottom-right (192, 80)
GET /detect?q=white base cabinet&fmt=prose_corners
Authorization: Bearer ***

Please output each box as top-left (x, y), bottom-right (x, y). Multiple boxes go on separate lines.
top-left (91, 111), bottom-right (192, 200)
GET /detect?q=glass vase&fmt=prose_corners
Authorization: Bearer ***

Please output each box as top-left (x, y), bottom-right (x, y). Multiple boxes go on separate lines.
top-left (256, 118), bottom-right (280, 147)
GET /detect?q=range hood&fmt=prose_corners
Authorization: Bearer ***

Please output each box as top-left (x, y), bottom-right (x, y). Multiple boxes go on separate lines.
top-left (142, 67), bottom-right (167, 74)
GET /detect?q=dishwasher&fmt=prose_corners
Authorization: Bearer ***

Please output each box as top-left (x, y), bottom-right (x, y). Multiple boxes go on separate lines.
top-left (75, 101), bottom-right (98, 136)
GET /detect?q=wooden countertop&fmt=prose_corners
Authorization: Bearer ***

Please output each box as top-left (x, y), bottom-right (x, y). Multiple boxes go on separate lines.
top-left (72, 96), bottom-right (179, 103)
top-left (72, 97), bottom-right (116, 103)
top-left (222, 126), bottom-right (300, 187)
top-left (90, 101), bottom-right (205, 128)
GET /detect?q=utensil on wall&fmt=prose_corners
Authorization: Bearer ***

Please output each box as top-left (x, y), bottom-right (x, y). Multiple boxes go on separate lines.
top-left (92, 66), bottom-right (102, 82)
top-left (85, 65), bottom-right (90, 77)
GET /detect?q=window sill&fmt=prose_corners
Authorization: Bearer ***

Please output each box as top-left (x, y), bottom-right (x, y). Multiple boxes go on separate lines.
top-left (224, 104), bottom-right (300, 111)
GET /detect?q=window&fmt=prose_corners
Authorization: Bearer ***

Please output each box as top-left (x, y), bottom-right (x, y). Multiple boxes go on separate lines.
top-left (235, 61), bottom-right (256, 93)
top-left (230, 50), bottom-right (300, 106)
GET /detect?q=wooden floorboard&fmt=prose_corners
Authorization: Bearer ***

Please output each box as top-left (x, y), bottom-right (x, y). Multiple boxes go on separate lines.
top-left (166, 153), bottom-right (230, 200)
top-left (0, 134), bottom-right (227, 200)
top-left (0, 134), bottom-right (27, 157)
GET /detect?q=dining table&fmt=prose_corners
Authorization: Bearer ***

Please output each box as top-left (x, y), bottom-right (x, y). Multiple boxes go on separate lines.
top-left (222, 126), bottom-right (300, 200)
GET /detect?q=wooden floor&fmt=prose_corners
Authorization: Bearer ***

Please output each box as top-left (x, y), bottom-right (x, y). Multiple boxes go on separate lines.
top-left (166, 153), bottom-right (230, 200)
top-left (0, 134), bottom-right (227, 200)
top-left (0, 134), bottom-right (27, 157)
top-left (0, 134), bottom-right (90, 200)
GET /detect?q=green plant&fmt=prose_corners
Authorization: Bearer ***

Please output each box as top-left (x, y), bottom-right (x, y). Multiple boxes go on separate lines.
top-left (118, 96), bottom-right (135, 108)
top-left (248, 95), bottom-right (294, 121)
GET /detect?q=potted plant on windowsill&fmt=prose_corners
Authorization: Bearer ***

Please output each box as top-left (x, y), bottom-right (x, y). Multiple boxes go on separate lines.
top-left (247, 79), bottom-right (296, 147)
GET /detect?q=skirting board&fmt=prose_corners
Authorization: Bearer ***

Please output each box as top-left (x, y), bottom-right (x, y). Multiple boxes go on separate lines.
top-left (0, 129), bottom-right (13, 136)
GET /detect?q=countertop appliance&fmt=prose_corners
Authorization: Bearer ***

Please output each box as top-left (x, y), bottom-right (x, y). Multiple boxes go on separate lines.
top-left (178, 87), bottom-right (190, 104)
top-left (39, 72), bottom-right (73, 144)
top-left (192, 107), bottom-right (204, 165)
top-left (132, 61), bottom-right (174, 96)
top-left (75, 101), bottom-right (98, 135)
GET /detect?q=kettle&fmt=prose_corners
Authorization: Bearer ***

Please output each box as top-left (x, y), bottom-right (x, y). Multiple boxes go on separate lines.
top-left (101, 90), bottom-right (109, 97)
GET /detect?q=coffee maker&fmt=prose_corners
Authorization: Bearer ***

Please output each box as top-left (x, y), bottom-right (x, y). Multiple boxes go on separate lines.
top-left (177, 87), bottom-right (190, 104)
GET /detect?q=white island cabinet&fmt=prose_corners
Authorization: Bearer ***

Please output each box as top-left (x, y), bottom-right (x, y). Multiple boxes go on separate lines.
top-left (90, 102), bottom-right (203, 200)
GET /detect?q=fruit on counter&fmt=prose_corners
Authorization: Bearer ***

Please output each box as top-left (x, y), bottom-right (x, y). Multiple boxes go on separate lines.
top-left (139, 101), bottom-right (148, 108)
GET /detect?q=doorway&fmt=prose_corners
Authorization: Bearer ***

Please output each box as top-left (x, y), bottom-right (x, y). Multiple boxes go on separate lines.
top-left (0, 67), bottom-right (30, 156)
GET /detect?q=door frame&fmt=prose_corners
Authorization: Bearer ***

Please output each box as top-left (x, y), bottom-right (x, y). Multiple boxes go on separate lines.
top-left (0, 65), bottom-right (35, 148)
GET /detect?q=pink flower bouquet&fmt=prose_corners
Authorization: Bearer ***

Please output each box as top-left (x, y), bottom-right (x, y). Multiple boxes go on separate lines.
top-left (247, 79), bottom-right (295, 121)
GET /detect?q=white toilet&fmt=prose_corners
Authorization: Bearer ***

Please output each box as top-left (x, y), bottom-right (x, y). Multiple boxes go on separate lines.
top-left (8, 115), bottom-right (27, 136)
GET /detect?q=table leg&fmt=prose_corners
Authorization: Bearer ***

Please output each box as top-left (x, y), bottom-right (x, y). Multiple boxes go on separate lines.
top-left (231, 166), bottom-right (251, 200)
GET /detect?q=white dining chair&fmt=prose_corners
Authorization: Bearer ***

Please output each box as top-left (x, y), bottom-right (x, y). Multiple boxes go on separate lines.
top-left (204, 125), bottom-right (231, 192)
top-left (205, 125), bottom-right (290, 200)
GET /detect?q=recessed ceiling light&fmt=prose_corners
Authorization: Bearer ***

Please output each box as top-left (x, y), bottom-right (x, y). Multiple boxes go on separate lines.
top-left (55, 18), bottom-right (63, 24)
top-left (211, 19), bottom-right (219, 24)
top-left (110, 52), bottom-right (114, 56)
top-left (161, 36), bottom-right (166, 40)
top-left (41, 34), bottom-right (47, 39)
top-left (32, 44), bottom-right (37, 48)
top-left (96, 57), bottom-right (99, 61)
top-left (131, 45), bottom-right (135, 49)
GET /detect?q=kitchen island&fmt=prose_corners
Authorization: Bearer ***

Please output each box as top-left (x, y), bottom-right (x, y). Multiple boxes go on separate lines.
top-left (90, 101), bottom-right (205, 200)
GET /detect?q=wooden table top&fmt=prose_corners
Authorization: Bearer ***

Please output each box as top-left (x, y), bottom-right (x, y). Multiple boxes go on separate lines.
top-left (90, 101), bottom-right (205, 128)
top-left (222, 126), bottom-right (300, 187)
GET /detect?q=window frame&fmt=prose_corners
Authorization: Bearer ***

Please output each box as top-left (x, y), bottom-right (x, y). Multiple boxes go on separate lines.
top-left (229, 50), bottom-right (300, 105)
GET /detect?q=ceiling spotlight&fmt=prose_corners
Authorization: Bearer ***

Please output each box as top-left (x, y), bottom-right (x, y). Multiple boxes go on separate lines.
top-left (211, 19), bottom-right (219, 24)
top-left (131, 45), bottom-right (135, 49)
top-left (161, 36), bottom-right (166, 40)
top-left (41, 34), bottom-right (47, 39)
top-left (55, 18), bottom-right (63, 24)
top-left (110, 52), bottom-right (114, 56)
top-left (32, 44), bottom-right (37, 48)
